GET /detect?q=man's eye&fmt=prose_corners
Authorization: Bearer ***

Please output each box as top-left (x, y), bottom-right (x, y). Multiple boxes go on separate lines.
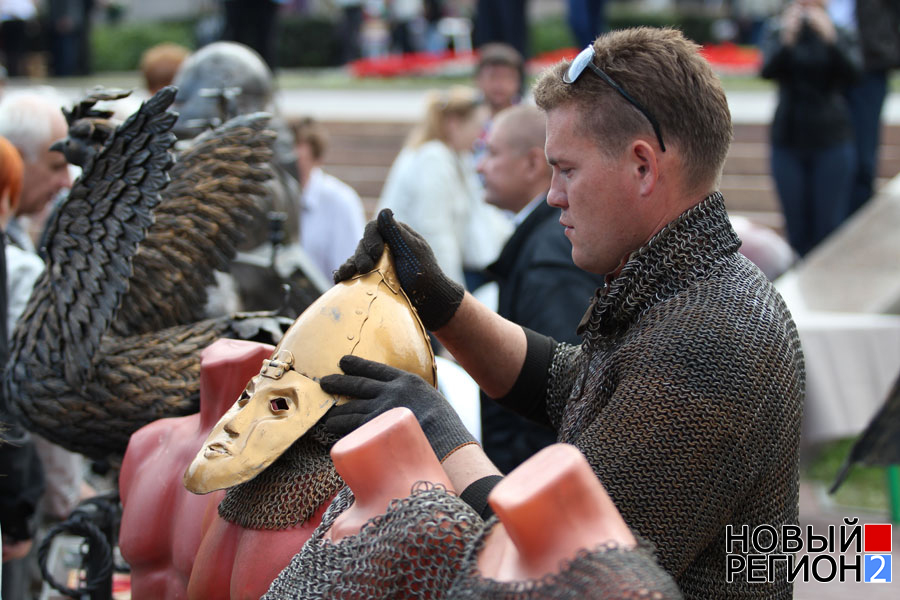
top-left (270, 397), bottom-right (289, 412)
top-left (238, 390), bottom-right (250, 407)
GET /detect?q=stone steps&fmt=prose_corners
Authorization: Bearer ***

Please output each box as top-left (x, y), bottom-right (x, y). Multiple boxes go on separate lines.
top-left (318, 120), bottom-right (900, 233)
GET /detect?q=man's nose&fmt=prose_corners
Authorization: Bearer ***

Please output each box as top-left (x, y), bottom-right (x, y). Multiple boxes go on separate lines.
top-left (547, 176), bottom-right (567, 208)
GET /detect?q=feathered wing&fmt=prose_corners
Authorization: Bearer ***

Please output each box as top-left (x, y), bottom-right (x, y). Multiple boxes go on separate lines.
top-left (14, 311), bottom-right (290, 459)
top-left (831, 370), bottom-right (900, 492)
top-left (15, 317), bottom-right (232, 458)
top-left (110, 113), bottom-right (276, 336)
top-left (8, 86), bottom-right (177, 393)
top-left (3, 93), bottom-right (293, 459)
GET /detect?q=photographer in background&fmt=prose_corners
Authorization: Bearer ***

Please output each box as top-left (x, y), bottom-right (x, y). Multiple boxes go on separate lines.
top-left (760, 0), bottom-right (862, 256)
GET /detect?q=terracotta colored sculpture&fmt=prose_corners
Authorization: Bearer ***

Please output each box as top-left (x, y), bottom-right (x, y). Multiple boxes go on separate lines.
top-left (118, 339), bottom-right (273, 599)
top-left (185, 490), bottom-right (331, 600)
top-left (476, 443), bottom-right (636, 581)
top-left (120, 236), bottom-right (437, 599)
top-left (446, 445), bottom-right (684, 599)
top-left (262, 408), bottom-right (482, 599)
top-left (324, 406), bottom-right (453, 542)
top-left (4, 87), bottom-right (290, 460)
top-left (120, 337), bottom-right (331, 600)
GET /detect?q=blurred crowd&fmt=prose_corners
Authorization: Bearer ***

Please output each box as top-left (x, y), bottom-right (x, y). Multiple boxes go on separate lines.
top-left (761, 0), bottom-right (900, 258)
top-left (1, 1), bottom-right (858, 75)
top-left (0, 1), bottom-right (898, 598)
top-left (0, 0), bottom-right (96, 78)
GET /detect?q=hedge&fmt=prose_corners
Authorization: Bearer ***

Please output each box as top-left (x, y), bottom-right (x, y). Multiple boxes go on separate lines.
top-left (90, 11), bottom-right (717, 73)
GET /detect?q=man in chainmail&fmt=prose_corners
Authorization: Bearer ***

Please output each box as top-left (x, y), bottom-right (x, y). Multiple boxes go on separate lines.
top-left (324, 27), bottom-right (804, 599)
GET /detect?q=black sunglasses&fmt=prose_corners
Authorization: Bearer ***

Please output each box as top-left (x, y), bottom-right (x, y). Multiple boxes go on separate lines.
top-left (563, 45), bottom-right (666, 152)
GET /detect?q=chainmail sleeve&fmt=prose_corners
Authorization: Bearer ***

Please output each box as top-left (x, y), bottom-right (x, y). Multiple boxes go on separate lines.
top-left (569, 278), bottom-right (803, 582)
top-left (542, 342), bottom-right (584, 431)
top-left (263, 483), bottom-right (484, 599)
top-left (448, 520), bottom-right (683, 599)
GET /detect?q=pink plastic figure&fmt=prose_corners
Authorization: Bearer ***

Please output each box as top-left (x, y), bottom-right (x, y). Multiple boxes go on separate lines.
top-left (119, 339), bottom-right (332, 599)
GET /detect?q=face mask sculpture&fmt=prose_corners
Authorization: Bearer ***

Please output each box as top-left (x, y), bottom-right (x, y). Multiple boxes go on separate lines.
top-left (184, 248), bottom-right (436, 494)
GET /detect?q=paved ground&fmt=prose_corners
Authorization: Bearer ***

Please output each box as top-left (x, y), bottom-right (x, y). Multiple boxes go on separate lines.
top-left (795, 481), bottom-right (899, 597)
top-left (277, 88), bottom-right (900, 125)
top-left (9, 77), bottom-right (900, 125)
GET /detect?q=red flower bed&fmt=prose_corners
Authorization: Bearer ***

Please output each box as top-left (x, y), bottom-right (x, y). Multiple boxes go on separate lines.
top-left (348, 43), bottom-right (762, 79)
top-left (349, 51), bottom-right (477, 78)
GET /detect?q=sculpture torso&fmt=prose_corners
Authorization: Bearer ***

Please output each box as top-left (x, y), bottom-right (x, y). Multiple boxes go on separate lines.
top-left (120, 339), bottom-right (331, 599)
top-left (119, 413), bottom-right (227, 599)
top-left (188, 504), bottom-right (329, 600)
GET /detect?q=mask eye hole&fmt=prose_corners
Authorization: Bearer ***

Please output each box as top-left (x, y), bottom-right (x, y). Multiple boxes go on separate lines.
top-left (238, 390), bottom-right (251, 407)
top-left (270, 397), bottom-right (289, 413)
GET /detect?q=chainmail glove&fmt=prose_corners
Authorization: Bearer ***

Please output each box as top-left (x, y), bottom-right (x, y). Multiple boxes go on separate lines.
top-left (320, 355), bottom-right (477, 461)
top-left (332, 208), bottom-right (465, 331)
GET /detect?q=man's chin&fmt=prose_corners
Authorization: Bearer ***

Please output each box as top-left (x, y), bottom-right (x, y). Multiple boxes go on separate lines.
top-left (484, 195), bottom-right (502, 209)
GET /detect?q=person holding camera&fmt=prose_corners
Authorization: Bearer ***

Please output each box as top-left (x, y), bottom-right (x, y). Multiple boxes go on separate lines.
top-left (761, 0), bottom-right (863, 256)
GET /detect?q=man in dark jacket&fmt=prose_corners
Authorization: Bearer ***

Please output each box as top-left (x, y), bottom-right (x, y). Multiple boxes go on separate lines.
top-left (476, 105), bottom-right (602, 472)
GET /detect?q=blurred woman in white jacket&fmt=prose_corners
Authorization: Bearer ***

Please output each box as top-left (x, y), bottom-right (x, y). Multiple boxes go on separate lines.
top-left (378, 86), bottom-right (511, 289)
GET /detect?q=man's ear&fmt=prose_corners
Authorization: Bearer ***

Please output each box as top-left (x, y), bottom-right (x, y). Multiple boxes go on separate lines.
top-left (526, 146), bottom-right (550, 179)
top-left (630, 140), bottom-right (658, 196)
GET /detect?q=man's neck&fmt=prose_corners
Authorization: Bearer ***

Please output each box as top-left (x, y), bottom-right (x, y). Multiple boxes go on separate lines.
top-left (512, 194), bottom-right (545, 227)
top-left (299, 165), bottom-right (321, 190)
top-left (6, 217), bottom-right (35, 254)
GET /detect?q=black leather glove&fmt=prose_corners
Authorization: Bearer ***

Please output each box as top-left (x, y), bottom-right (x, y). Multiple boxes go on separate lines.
top-left (333, 208), bottom-right (465, 331)
top-left (320, 355), bottom-right (477, 461)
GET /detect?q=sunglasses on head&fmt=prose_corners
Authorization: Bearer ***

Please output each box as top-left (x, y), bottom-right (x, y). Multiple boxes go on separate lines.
top-left (563, 45), bottom-right (666, 152)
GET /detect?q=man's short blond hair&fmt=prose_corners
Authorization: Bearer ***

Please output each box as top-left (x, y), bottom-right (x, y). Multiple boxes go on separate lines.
top-left (533, 27), bottom-right (732, 188)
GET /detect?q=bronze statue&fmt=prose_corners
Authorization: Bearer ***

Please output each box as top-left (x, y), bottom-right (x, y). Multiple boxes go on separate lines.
top-left (832, 369), bottom-right (900, 492)
top-left (4, 87), bottom-right (291, 460)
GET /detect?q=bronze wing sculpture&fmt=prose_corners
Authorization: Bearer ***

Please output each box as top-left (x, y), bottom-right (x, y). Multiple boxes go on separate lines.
top-left (831, 369), bottom-right (900, 492)
top-left (4, 86), bottom-right (292, 460)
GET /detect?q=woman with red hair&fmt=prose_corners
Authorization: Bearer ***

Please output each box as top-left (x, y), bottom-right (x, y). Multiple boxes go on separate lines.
top-left (0, 134), bottom-right (42, 334)
top-left (0, 134), bottom-right (24, 228)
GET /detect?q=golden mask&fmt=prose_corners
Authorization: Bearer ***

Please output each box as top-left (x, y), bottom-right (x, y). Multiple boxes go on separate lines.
top-left (184, 249), bottom-right (436, 494)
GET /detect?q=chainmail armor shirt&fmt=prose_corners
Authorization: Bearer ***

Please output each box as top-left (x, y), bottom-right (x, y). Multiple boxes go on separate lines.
top-left (448, 519), bottom-right (683, 599)
top-left (263, 483), bottom-right (483, 599)
top-left (503, 193), bottom-right (805, 599)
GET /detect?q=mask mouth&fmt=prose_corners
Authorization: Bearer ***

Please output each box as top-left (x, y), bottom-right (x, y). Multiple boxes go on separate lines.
top-left (204, 443), bottom-right (231, 458)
